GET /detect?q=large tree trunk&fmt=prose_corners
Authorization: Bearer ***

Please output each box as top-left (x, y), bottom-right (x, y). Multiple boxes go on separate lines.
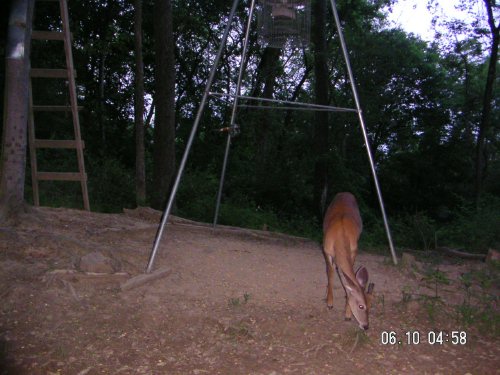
top-left (312, 0), bottom-right (329, 220)
top-left (0, 0), bottom-right (34, 222)
top-left (475, 0), bottom-right (499, 203)
top-left (151, 0), bottom-right (176, 210)
top-left (134, 0), bottom-right (146, 206)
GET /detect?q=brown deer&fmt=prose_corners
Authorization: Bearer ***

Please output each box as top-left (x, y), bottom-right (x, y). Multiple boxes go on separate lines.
top-left (322, 192), bottom-right (373, 330)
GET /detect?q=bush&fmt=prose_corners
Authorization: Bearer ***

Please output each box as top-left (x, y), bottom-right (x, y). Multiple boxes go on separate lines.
top-left (359, 208), bottom-right (391, 251)
top-left (218, 201), bottom-right (281, 230)
top-left (176, 168), bottom-right (219, 223)
top-left (361, 196), bottom-right (500, 254)
top-left (359, 209), bottom-right (437, 252)
top-left (437, 195), bottom-right (500, 252)
top-left (392, 212), bottom-right (437, 250)
top-left (87, 157), bottom-right (135, 212)
top-left (24, 151), bottom-right (90, 209)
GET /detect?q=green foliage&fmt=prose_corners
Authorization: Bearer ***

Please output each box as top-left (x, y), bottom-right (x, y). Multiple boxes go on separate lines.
top-left (87, 157), bottom-right (135, 213)
top-left (363, 196), bottom-right (499, 253)
top-left (455, 303), bottom-right (476, 327)
top-left (0, 0), bottom-right (497, 258)
top-left (24, 151), bottom-right (90, 210)
top-left (421, 296), bottom-right (444, 323)
top-left (358, 210), bottom-right (388, 252)
top-left (361, 209), bottom-right (437, 253)
top-left (175, 168), bottom-right (219, 222)
top-left (422, 266), bottom-right (450, 287)
top-left (25, 181), bottom-right (87, 210)
top-left (437, 195), bottom-right (500, 252)
top-left (456, 265), bottom-right (500, 335)
top-left (219, 201), bottom-right (280, 231)
top-left (392, 212), bottom-right (437, 251)
top-left (176, 167), bottom-right (321, 239)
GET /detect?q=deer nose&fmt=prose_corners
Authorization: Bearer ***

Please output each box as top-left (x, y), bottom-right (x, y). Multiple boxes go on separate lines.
top-left (361, 323), bottom-right (369, 330)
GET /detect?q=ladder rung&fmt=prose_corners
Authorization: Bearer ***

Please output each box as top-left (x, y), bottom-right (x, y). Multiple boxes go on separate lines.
top-left (31, 68), bottom-right (77, 78)
top-left (32, 31), bottom-right (65, 41)
top-left (32, 105), bottom-right (83, 111)
top-left (34, 139), bottom-right (85, 149)
top-left (37, 172), bottom-right (87, 181)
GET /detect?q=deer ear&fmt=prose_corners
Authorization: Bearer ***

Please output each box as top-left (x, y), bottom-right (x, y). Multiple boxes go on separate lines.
top-left (339, 270), bottom-right (356, 293)
top-left (343, 270), bottom-right (365, 296)
top-left (355, 266), bottom-right (369, 289)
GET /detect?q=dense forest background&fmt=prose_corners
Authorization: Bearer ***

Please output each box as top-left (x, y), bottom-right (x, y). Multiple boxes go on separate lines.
top-left (0, 0), bottom-right (498, 253)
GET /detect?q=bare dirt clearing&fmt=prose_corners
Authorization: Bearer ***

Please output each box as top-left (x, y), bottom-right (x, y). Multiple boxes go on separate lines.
top-left (0, 207), bottom-right (498, 374)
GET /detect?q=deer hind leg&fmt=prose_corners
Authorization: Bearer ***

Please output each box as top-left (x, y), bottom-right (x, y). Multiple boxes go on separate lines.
top-left (323, 252), bottom-right (335, 309)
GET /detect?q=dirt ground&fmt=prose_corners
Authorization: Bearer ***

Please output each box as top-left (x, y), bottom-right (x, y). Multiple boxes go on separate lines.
top-left (0, 206), bottom-right (498, 375)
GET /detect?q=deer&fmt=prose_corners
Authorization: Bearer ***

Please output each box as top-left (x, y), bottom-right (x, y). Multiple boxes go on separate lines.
top-left (322, 192), bottom-right (373, 330)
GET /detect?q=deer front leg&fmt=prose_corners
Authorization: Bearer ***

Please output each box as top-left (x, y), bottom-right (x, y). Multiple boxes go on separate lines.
top-left (346, 246), bottom-right (358, 321)
top-left (338, 267), bottom-right (353, 320)
top-left (344, 298), bottom-right (353, 320)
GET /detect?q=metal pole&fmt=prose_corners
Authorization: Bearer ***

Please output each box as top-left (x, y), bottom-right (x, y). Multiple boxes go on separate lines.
top-left (236, 104), bottom-right (351, 112)
top-left (209, 92), bottom-right (358, 113)
top-left (329, 0), bottom-right (398, 265)
top-left (213, 0), bottom-right (257, 227)
top-left (145, 0), bottom-right (241, 273)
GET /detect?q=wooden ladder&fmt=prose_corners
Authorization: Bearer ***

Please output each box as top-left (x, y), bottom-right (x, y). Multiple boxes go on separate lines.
top-left (28, 0), bottom-right (90, 210)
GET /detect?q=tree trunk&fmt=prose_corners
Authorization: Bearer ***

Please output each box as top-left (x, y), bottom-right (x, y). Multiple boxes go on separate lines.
top-left (134, 0), bottom-right (146, 206)
top-left (151, 0), bottom-right (176, 210)
top-left (284, 52), bottom-right (312, 128)
top-left (475, 0), bottom-right (499, 204)
top-left (0, 0), bottom-right (34, 222)
top-left (253, 47), bottom-right (281, 201)
top-left (95, 2), bottom-right (114, 151)
top-left (97, 53), bottom-right (106, 148)
top-left (312, 0), bottom-right (329, 220)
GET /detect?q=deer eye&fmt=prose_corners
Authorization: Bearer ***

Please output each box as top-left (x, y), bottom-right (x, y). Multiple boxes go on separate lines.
top-left (359, 305), bottom-right (365, 310)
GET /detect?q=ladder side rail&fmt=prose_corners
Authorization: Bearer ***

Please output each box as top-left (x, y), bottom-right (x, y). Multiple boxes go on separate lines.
top-left (28, 80), bottom-right (40, 206)
top-left (59, 0), bottom-right (90, 210)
